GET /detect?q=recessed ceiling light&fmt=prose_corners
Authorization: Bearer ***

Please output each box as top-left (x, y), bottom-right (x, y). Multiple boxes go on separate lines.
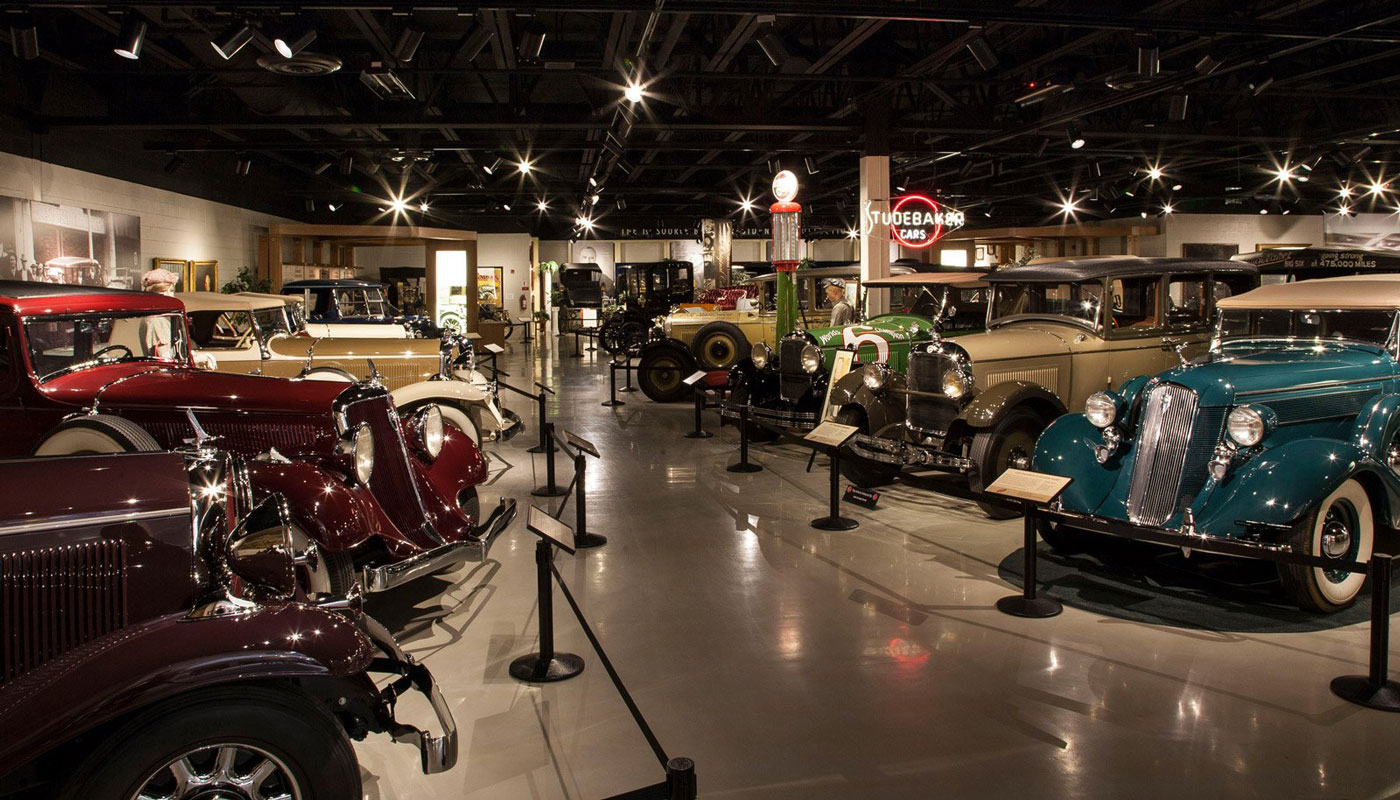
top-left (624, 82), bottom-right (645, 103)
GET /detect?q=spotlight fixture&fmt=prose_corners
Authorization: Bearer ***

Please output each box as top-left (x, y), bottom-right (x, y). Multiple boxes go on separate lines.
top-left (365, 161), bottom-right (381, 175)
top-left (1161, 202), bottom-right (1174, 214)
top-left (359, 62), bottom-right (415, 99)
top-left (10, 15), bottom-right (39, 61)
top-left (482, 157), bottom-right (502, 175)
top-left (739, 196), bottom-right (755, 213)
top-left (589, 194), bottom-right (600, 205)
top-left (340, 154), bottom-right (354, 175)
top-left (580, 216), bottom-right (595, 230)
top-left (163, 154), bottom-right (184, 175)
top-left (1067, 126), bottom-right (1085, 149)
top-left (1370, 182), bottom-right (1387, 196)
top-left (588, 175), bottom-right (598, 188)
top-left (616, 197), bottom-right (626, 210)
top-left (1339, 185), bottom-right (1353, 198)
top-left (966, 36), bottom-right (999, 72)
top-left (1147, 166), bottom-right (1163, 181)
top-left (304, 198), bottom-right (316, 213)
top-left (757, 32), bottom-right (791, 67)
top-left (518, 21), bottom-right (547, 62)
top-left (984, 205), bottom-right (995, 217)
top-left (1339, 204), bottom-right (1354, 216)
top-left (113, 15), bottom-right (147, 60)
top-left (1171, 182), bottom-right (1183, 191)
top-left (328, 203), bottom-right (340, 212)
top-left (847, 228), bottom-right (859, 239)
top-left (1137, 36), bottom-right (1160, 78)
top-left (1194, 52), bottom-right (1223, 75)
top-left (1168, 94), bottom-right (1188, 122)
top-left (767, 159), bottom-right (780, 175)
top-left (235, 154), bottom-right (252, 176)
top-left (313, 160), bottom-right (333, 175)
top-left (1034, 138), bottom-right (1049, 157)
top-left (502, 202), bottom-right (510, 211)
top-left (537, 199), bottom-right (549, 212)
top-left (804, 157), bottom-right (821, 175)
top-left (211, 22), bottom-right (254, 60)
top-left (419, 199), bottom-right (430, 212)
top-left (394, 28), bottom-right (424, 63)
top-left (1060, 199), bottom-right (1078, 215)
top-left (459, 25), bottom-right (495, 63)
top-left (624, 82), bottom-right (645, 103)
top-left (517, 159), bottom-right (532, 174)
top-left (274, 26), bottom-right (317, 59)
top-left (1259, 206), bottom-right (1269, 215)
top-left (1274, 166), bottom-right (1294, 182)
top-left (389, 195), bottom-right (408, 214)
top-left (1014, 81), bottom-right (1070, 107)
top-left (1247, 67), bottom-right (1274, 96)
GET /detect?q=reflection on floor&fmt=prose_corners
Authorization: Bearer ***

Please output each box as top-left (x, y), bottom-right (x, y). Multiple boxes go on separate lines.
top-left (354, 339), bottom-right (1400, 799)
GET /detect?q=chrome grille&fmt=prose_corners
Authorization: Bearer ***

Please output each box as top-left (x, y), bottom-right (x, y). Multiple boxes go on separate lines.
top-left (1126, 384), bottom-right (1199, 526)
top-left (906, 350), bottom-right (958, 435)
top-left (143, 418), bottom-right (327, 457)
top-left (343, 397), bottom-right (438, 543)
top-left (2, 541), bottom-right (127, 684)
top-left (779, 338), bottom-right (811, 403)
top-left (1260, 388), bottom-right (1380, 424)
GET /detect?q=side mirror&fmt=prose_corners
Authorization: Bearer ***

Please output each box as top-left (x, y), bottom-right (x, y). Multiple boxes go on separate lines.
top-left (225, 495), bottom-right (297, 600)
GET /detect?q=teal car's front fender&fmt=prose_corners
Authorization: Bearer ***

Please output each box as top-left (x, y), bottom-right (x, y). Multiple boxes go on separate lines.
top-left (1193, 438), bottom-right (1374, 536)
top-left (1032, 413), bottom-right (1121, 514)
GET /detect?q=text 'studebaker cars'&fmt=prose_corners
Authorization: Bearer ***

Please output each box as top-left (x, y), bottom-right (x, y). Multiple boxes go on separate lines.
top-left (0, 449), bottom-right (455, 796)
top-left (1033, 275), bottom-right (1400, 612)
top-left (0, 280), bottom-right (515, 597)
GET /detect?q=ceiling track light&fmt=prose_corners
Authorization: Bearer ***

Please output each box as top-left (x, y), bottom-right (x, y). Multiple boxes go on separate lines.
top-left (518, 21), bottom-right (547, 62)
top-left (1194, 52), bottom-right (1223, 76)
top-left (767, 159), bottom-right (781, 175)
top-left (235, 154), bottom-right (252, 176)
top-left (616, 197), bottom-right (626, 210)
top-left (113, 15), bottom-right (147, 60)
top-left (304, 198), bottom-right (315, 213)
top-left (1136, 37), bottom-right (1160, 78)
top-left (394, 28), bottom-right (424, 63)
top-left (1067, 125), bottom-right (1085, 150)
top-left (460, 25), bottom-right (494, 63)
top-left (1014, 81), bottom-right (1070, 107)
top-left (804, 157), bottom-right (820, 175)
top-left (483, 157), bottom-right (502, 175)
top-left (313, 160), bottom-right (333, 175)
top-left (756, 31), bottom-right (790, 67)
top-left (275, 26), bottom-right (317, 59)
top-left (211, 22), bottom-right (254, 60)
top-left (966, 35), bottom-right (999, 72)
top-left (1247, 66), bottom-right (1274, 96)
top-left (1168, 94), bottom-right (1188, 122)
top-left (10, 15), bottom-right (39, 61)
top-left (340, 154), bottom-right (354, 175)
top-left (359, 62), bottom-right (415, 99)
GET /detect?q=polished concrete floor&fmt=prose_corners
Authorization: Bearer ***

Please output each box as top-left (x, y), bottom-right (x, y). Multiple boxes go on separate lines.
top-left (355, 337), bottom-right (1400, 799)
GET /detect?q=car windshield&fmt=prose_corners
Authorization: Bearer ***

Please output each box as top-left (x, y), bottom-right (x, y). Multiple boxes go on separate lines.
top-left (24, 311), bottom-right (189, 381)
top-left (1217, 308), bottom-right (1397, 348)
top-left (255, 307), bottom-right (292, 337)
top-left (989, 281), bottom-right (1103, 327)
top-left (336, 289), bottom-right (388, 318)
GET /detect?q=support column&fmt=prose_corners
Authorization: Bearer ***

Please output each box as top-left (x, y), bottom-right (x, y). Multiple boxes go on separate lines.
top-left (859, 155), bottom-right (891, 317)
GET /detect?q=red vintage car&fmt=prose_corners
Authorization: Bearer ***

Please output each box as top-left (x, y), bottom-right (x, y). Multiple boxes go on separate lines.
top-left (0, 280), bottom-right (515, 594)
top-left (0, 448), bottom-right (455, 797)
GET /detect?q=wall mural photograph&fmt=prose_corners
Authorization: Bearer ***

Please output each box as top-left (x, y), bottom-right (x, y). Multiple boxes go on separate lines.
top-left (0, 194), bottom-right (140, 288)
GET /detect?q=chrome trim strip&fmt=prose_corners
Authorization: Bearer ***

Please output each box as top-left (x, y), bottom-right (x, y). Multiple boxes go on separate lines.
top-left (1237, 375), bottom-right (1385, 397)
top-left (0, 507), bottom-right (188, 537)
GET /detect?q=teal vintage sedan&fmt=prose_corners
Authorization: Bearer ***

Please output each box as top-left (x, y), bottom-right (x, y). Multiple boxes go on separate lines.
top-left (1033, 274), bottom-right (1400, 612)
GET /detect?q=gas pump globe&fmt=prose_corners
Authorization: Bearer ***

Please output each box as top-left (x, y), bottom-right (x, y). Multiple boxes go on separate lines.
top-left (770, 169), bottom-right (802, 334)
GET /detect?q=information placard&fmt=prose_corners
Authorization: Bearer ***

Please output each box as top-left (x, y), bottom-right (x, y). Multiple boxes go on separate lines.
top-left (984, 469), bottom-right (1072, 504)
top-left (843, 486), bottom-right (880, 510)
top-left (564, 429), bottom-right (600, 459)
top-left (527, 505), bottom-right (576, 554)
top-left (484, 343), bottom-right (505, 354)
top-left (682, 370), bottom-right (709, 387)
top-left (804, 421), bottom-right (859, 449)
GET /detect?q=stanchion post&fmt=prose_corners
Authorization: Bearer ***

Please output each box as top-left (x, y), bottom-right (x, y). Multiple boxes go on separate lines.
top-left (666, 757), bottom-right (698, 800)
top-left (685, 387), bottom-right (714, 439)
top-left (1331, 552), bottom-right (1400, 710)
top-left (527, 386), bottom-right (555, 454)
top-left (619, 356), bottom-right (637, 392)
top-left (521, 317), bottom-right (533, 345)
top-left (811, 447), bottom-right (858, 531)
top-left (995, 503), bottom-right (1064, 618)
top-left (531, 422), bottom-right (569, 497)
top-left (509, 527), bottom-right (584, 683)
top-left (601, 362), bottom-right (625, 407)
top-left (573, 448), bottom-right (607, 549)
top-left (571, 330), bottom-right (583, 358)
top-left (726, 404), bottom-right (762, 474)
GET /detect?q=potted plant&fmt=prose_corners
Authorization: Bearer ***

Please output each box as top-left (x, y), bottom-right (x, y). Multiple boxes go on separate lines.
top-left (533, 309), bottom-right (550, 333)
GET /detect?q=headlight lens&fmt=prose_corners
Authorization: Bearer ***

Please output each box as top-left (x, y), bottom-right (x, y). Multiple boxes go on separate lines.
top-left (942, 369), bottom-right (969, 399)
top-left (413, 404), bottom-right (445, 461)
top-left (1085, 392), bottom-right (1118, 428)
top-left (863, 363), bottom-right (890, 392)
top-left (752, 342), bottom-right (772, 370)
top-left (1227, 405), bottom-right (1266, 447)
top-left (800, 344), bottom-right (822, 374)
top-left (338, 424), bottom-right (375, 484)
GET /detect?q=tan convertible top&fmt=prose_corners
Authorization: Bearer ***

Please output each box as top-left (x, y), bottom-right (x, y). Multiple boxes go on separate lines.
top-left (238, 291), bottom-right (303, 305)
top-left (864, 271), bottom-right (987, 288)
top-left (1218, 274), bottom-right (1400, 310)
top-left (176, 291), bottom-right (285, 313)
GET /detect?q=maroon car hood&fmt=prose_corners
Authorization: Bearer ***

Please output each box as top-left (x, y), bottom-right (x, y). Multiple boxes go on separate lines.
top-left (38, 365), bottom-right (346, 413)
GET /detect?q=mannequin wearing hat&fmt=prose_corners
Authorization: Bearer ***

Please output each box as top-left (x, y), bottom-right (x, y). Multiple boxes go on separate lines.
top-left (826, 282), bottom-right (854, 327)
top-left (140, 267), bottom-right (180, 359)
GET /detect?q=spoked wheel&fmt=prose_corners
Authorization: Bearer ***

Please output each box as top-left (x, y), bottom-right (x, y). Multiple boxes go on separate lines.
top-left (1278, 478), bottom-right (1374, 613)
top-left (969, 409), bottom-right (1045, 519)
top-left (691, 322), bottom-right (750, 370)
top-left (637, 345), bottom-right (696, 402)
top-left (599, 319), bottom-right (630, 354)
top-left (130, 742), bottom-right (300, 800)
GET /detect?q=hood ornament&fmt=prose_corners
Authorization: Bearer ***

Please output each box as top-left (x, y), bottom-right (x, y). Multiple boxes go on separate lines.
top-left (183, 408), bottom-right (221, 450)
top-left (366, 358), bottom-right (384, 384)
top-left (1161, 337), bottom-right (1190, 367)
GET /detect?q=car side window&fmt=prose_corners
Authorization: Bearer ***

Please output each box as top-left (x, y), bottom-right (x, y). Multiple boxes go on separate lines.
top-left (1109, 276), bottom-right (1161, 332)
top-left (188, 311), bottom-right (253, 350)
top-left (1165, 276), bottom-right (1209, 328)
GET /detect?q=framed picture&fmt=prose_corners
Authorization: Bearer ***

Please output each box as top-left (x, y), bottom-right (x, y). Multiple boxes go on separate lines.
top-left (188, 259), bottom-right (219, 293)
top-left (1181, 243), bottom-right (1239, 260)
top-left (151, 258), bottom-right (188, 291)
top-left (821, 349), bottom-right (857, 422)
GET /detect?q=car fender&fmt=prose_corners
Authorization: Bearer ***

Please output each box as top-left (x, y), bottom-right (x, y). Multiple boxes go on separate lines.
top-left (961, 380), bottom-right (1067, 430)
top-left (829, 365), bottom-right (906, 437)
top-left (1032, 413), bottom-right (1119, 514)
top-left (392, 378), bottom-right (503, 429)
top-left (418, 431), bottom-right (487, 537)
top-left (246, 460), bottom-right (377, 553)
top-left (0, 604), bottom-right (371, 775)
top-left (1352, 393), bottom-right (1400, 460)
top-left (1194, 438), bottom-right (1381, 534)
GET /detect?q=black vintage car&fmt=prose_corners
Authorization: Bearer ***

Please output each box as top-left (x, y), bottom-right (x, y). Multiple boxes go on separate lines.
top-left (599, 259), bottom-right (696, 355)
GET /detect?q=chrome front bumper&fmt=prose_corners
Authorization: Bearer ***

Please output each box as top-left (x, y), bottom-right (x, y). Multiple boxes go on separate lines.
top-left (848, 433), bottom-right (975, 472)
top-left (719, 403), bottom-right (820, 431)
top-left (359, 613), bottom-right (459, 774)
top-left (362, 497), bottom-right (518, 592)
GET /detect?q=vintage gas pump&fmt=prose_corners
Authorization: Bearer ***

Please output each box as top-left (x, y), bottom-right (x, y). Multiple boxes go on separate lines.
top-left (770, 169), bottom-right (802, 336)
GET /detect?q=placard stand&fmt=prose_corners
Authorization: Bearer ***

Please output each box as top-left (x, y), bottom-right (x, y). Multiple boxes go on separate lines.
top-left (683, 371), bottom-right (714, 439)
top-left (563, 430), bottom-right (608, 549)
top-left (527, 382), bottom-right (557, 454)
top-left (510, 507), bottom-right (585, 683)
top-left (726, 404), bottom-right (763, 473)
top-left (601, 361), bottom-right (625, 407)
top-left (805, 422), bottom-right (859, 531)
top-left (984, 469), bottom-right (1073, 619)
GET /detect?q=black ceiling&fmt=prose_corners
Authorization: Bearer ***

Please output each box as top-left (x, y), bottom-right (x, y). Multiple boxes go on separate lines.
top-left (5, 1), bottom-right (1400, 238)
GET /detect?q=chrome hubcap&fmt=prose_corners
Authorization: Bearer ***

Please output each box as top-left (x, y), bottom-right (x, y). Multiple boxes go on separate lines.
top-left (134, 744), bottom-right (299, 800)
top-left (1320, 503), bottom-right (1357, 584)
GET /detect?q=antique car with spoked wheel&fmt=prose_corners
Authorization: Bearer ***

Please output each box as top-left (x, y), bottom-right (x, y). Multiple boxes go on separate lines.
top-left (1031, 274), bottom-right (1400, 613)
top-left (179, 291), bottom-right (521, 445)
top-left (723, 270), bottom-right (989, 482)
top-left (845, 257), bottom-right (1258, 515)
top-left (0, 448), bottom-right (457, 798)
top-left (280, 278), bottom-right (437, 338)
top-left (0, 280), bottom-right (516, 598)
top-left (600, 259), bottom-right (697, 364)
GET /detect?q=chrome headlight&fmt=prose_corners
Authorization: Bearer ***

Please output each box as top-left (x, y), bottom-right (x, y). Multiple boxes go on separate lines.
top-left (337, 424), bottom-right (375, 484)
top-left (863, 363), bottom-right (890, 392)
top-left (752, 342), bottom-right (773, 370)
top-left (800, 344), bottom-right (822, 374)
top-left (1227, 405), bottom-right (1267, 447)
top-left (408, 404), bottom-right (445, 461)
top-left (942, 368), bottom-right (971, 399)
top-left (1085, 392), bottom-right (1118, 428)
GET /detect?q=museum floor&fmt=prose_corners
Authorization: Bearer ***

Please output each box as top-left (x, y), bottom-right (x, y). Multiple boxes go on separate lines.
top-left (354, 336), bottom-right (1400, 799)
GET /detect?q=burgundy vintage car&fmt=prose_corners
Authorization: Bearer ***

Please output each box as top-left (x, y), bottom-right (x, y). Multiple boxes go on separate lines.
top-left (0, 280), bottom-right (515, 594)
top-left (0, 449), bottom-right (455, 798)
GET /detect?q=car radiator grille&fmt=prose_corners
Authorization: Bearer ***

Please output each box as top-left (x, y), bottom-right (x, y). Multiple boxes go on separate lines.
top-left (1126, 383), bottom-right (1209, 527)
top-left (343, 397), bottom-right (438, 543)
top-left (779, 339), bottom-right (811, 403)
top-left (143, 418), bottom-right (327, 457)
top-left (1260, 388), bottom-right (1379, 424)
top-left (906, 351), bottom-right (958, 435)
top-left (1, 541), bottom-right (126, 684)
